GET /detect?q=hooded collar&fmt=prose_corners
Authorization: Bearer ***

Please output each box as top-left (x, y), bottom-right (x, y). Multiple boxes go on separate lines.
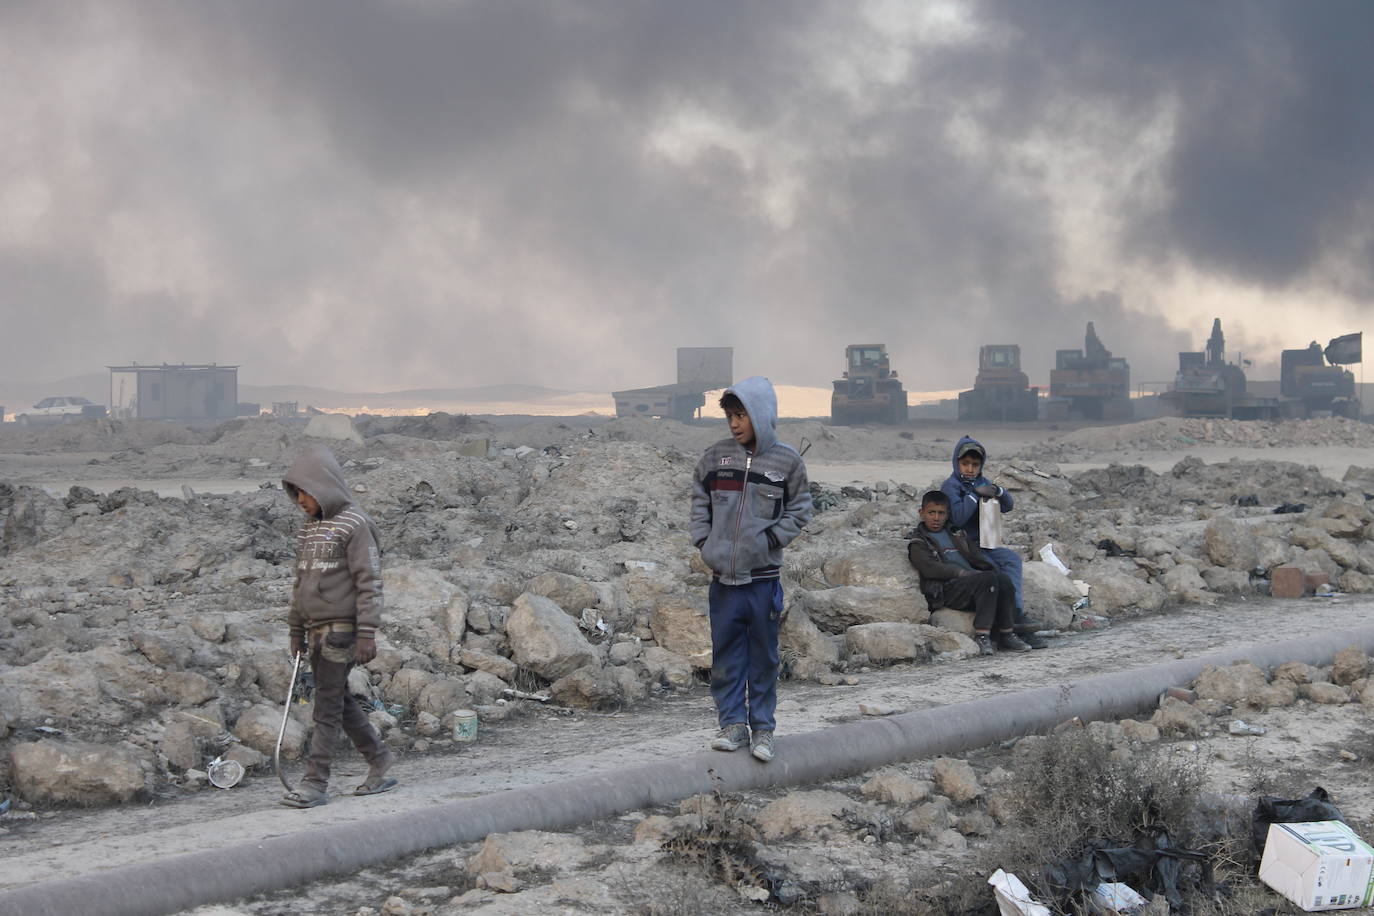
top-left (283, 444), bottom-right (354, 519)
top-left (724, 376), bottom-right (779, 454)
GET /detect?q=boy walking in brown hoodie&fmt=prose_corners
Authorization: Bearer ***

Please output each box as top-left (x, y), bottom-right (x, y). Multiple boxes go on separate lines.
top-left (279, 444), bottom-right (396, 807)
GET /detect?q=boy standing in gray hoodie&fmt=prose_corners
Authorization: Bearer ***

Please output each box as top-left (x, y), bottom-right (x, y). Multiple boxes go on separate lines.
top-left (279, 444), bottom-right (396, 807)
top-left (690, 377), bottom-right (813, 762)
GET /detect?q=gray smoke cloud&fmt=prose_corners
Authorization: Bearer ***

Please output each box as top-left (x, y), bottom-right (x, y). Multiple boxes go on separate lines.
top-left (1, 0), bottom-right (1369, 395)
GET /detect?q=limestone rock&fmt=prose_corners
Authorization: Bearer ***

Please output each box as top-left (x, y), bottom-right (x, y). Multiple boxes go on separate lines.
top-left (1333, 647), bottom-right (1370, 686)
top-left (162, 671), bottom-right (219, 706)
top-left (844, 622), bottom-right (928, 664)
top-left (467, 830), bottom-right (599, 877)
top-left (1272, 662), bottom-right (1328, 685)
top-left (416, 677), bottom-right (471, 717)
top-left (506, 593), bottom-right (597, 680)
top-left (823, 548), bottom-right (919, 589)
top-left (1203, 517), bottom-right (1258, 570)
top-left (234, 703), bottom-right (306, 759)
top-left (459, 648), bottom-right (518, 682)
top-left (1151, 697), bottom-right (1212, 736)
top-left (1079, 562), bottom-right (1166, 616)
top-left (899, 797), bottom-right (952, 837)
top-left (637, 646), bottom-right (695, 688)
top-left (1161, 564), bottom-right (1218, 605)
top-left (647, 598), bottom-right (712, 668)
top-left (386, 668), bottom-right (438, 709)
top-left (753, 790), bottom-right (852, 840)
top-left (780, 605), bottom-right (842, 667)
top-left (12, 739), bottom-right (149, 805)
top-left (1193, 662), bottom-right (1269, 704)
top-left (928, 609), bottom-right (973, 636)
top-left (386, 565), bottom-right (469, 655)
top-left (932, 757), bottom-right (981, 803)
top-left (860, 770), bottom-right (932, 805)
top-left (1019, 561), bottom-right (1078, 628)
top-left (1300, 682), bottom-right (1351, 704)
top-left (797, 586), bottom-right (929, 632)
top-left (549, 665), bottom-right (624, 709)
top-left (526, 571), bottom-right (600, 615)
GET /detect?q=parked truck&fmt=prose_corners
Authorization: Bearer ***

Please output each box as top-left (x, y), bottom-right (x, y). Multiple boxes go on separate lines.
top-left (831, 344), bottom-right (908, 425)
top-left (1048, 322), bottom-right (1132, 421)
top-left (957, 344), bottom-right (1039, 422)
top-left (1162, 319), bottom-right (1279, 420)
top-left (1279, 341), bottom-right (1358, 418)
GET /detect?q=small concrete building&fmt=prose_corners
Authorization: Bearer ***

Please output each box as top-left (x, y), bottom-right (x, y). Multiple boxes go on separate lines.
top-left (108, 363), bottom-right (239, 421)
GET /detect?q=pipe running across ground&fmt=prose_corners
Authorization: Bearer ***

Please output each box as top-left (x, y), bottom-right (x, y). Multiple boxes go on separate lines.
top-left (7, 625), bottom-right (1374, 916)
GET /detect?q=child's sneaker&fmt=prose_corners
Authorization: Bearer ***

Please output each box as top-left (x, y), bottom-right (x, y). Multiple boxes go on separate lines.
top-left (974, 633), bottom-right (996, 656)
top-left (710, 723), bottom-right (749, 752)
top-left (995, 633), bottom-right (1033, 652)
top-left (750, 730), bottom-right (775, 763)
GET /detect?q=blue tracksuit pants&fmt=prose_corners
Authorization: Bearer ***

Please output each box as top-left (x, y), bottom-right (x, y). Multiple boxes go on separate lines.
top-left (708, 578), bottom-right (782, 732)
top-left (982, 546), bottom-right (1025, 623)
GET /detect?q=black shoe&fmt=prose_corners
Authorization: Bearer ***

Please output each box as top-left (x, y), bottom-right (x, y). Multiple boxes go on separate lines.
top-left (1017, 630), bottom-right (1050, 649)
top-left (995, 632), bottom-right (1033, 652)
top-left (974, 633), bottom-right (996, 656)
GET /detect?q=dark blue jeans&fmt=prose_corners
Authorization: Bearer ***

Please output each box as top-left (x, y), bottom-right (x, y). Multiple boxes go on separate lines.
top-left (982, 546), bottom-right (1025, 623)
top-left (708, 578), bottom-right (783, 733)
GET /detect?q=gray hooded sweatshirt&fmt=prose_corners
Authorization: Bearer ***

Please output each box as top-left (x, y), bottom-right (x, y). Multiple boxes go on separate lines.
top-left (282, 445), bottom-right (384, 641)
top-left (690, 376), bottom-right (813, 585)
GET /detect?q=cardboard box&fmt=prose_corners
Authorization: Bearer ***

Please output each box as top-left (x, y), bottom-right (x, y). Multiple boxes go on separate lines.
top-left (1259, 821), bottom-right (1374, 911)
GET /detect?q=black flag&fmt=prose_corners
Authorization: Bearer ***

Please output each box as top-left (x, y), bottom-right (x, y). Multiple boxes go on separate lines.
top-left (1325, 332), bottom-right (1362, 365)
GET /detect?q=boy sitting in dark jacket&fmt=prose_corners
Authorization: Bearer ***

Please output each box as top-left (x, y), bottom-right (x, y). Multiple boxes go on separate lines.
top-left (907, 490), bottom-right (1030, 656)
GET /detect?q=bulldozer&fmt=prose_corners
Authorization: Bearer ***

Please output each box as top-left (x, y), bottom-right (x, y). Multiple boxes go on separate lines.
top-left (957, 344), bottom-right (1039, 422)
top-left (1162, 318), bottom-right (1279, 419)
top-left (1047, 322), bottom-right (1132, 421)
top-left (831, 344), bottom-right (908, 425)
top-left (1280, 341), bottom-right (1359, 418)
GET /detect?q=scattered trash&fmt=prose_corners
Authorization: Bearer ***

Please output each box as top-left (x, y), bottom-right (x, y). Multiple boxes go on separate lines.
top-left (1236, 494), bottom-right (1260, 507)
top-left (451, 709), bottom-right (479, 743)
top-left (1091, 881), bottom-right (1148, 913)
top-left (1314, 583), bottom-right (1338, 597)
top-left (1254, 788), bottom-right (1348, 856)
top-left (1229, 719), bottom-right (1268, 737)
top-left (578, 608), bottom-right (610, 635)
top-left (988, 868), bottom-right (1052, 916)
top-left (1038, 543), bottom-right (1071, 576)
top-left (859, 702), bottom-right (897, 717)
top-left (207, 757), bottom-right (245, 789)
top-left (0, 797), bottom-right (10, 815)
top-left (1274, 502), bottom-right (1308, 515)
top-left (34, 726), bottom-right (62, 735)
top-left (1259, 820), bottom-right (1374, 911)
top-left (501, 688), bottom-right (551, 703)
top-left (1072, 596), bottom-right (1091, 612)
top-left (1042, 830), bottom-right (1211, 913)
top-left (1096, 538), bottom-right (1136, 558)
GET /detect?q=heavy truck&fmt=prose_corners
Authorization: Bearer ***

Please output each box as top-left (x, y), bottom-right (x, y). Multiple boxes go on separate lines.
top-left (1162, 319), bottom-right (1279, 419)
top-left (1279, 341), bottom-right (1358, 418)
top-left (830, 344), bottom-right (908, 425)
top-left (957, 344), bottom-right (1039, 422)
top-left (1047, 322), bottom-right (1132, 421)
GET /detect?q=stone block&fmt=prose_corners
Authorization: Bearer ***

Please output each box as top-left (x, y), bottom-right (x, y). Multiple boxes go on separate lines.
top-left (1270, 565), bottom-right (1305, 598)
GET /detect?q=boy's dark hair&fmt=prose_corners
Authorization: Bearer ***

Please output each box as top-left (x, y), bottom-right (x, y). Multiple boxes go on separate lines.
top-left (719, 392), bottom-right (744, 412)
top-left (921, 490), bottom-right (950, 509)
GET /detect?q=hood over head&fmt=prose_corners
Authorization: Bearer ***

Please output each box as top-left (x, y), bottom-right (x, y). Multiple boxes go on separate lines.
top-left (725, 376), bottom-right (779, 454)
top-left (283, 445), bottom-right (384, 548)
top-left (952, 435), bottom-right (987, 478)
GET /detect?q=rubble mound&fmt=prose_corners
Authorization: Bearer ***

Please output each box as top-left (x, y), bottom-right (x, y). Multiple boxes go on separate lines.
top-left (1028, 416), bottom-right (1374, 461)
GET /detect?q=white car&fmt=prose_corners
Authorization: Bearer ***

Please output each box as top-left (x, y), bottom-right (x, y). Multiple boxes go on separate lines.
top-left (15, 396), bottom-right (107, 426)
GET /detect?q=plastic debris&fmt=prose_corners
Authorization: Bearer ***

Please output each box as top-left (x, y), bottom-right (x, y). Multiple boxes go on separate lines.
top-left (988, 869), bottom-right (1052, 916)
top-left (1038, 543), bottom-right (1071, 576)
top-left (1229, 719), bottom-right (1267, 737)
top-left (1091, 881), bottom-right (1148, 913)
top-left (207, 757), bottom-right (245, 789)
top-left (1253, 786), bottom-right (1346, 858)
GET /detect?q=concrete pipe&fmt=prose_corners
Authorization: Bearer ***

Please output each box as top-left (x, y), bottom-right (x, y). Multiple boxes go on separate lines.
top-left (6, 624), bottom-right (1374, 916)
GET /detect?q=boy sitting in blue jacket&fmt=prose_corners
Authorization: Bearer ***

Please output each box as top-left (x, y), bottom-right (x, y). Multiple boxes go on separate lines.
top-left (940, 436), bottom-right (1048, 649)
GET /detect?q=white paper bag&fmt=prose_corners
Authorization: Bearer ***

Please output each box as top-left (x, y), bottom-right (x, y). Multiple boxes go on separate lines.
top-left (979, 497), bottom-right (1003, 549)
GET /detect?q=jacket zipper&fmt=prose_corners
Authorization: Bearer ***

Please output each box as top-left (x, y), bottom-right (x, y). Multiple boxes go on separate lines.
top-left (729, 454), bottom-right (752, 581)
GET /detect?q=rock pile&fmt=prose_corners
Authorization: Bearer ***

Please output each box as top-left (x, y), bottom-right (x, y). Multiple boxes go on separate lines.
top-left (2, 414), bottom-right (1372, 805)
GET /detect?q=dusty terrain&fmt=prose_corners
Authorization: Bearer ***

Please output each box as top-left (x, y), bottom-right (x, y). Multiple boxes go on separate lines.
top-left (4, 412), bottom-right (1374, 913)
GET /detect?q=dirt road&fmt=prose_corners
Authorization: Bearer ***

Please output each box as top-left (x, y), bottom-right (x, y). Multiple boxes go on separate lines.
top-left (3, 592), bottom-right (1369, 895)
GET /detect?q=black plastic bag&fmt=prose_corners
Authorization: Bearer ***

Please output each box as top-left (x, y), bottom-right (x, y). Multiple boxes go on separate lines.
top-left (1252, 786), bottom-right (1345, 858)
top-left (1042, 829), bottom-right (1212, 914)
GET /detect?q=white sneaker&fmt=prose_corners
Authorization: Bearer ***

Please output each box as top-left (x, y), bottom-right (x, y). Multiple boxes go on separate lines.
top-left (710, 723), bottom-right (749, 752)
top-left (750, 730), bottom-right (774, 763)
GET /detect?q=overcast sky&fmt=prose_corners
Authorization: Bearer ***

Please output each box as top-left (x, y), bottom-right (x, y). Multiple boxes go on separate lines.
top-left (3, 0), bottom-right (1371, 393)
